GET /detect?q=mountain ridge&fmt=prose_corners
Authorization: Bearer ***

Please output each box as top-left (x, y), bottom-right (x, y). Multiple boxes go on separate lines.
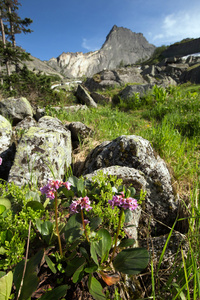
top-left (46, 25), bottom-right (156, 78)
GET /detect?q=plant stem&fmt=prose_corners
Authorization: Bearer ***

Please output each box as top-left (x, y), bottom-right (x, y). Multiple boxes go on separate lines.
top-left (110, 208), bottom-right (123, 264)
top-left (55, 191), bottom-right (63, 256)
top-left (81, 209), bottom-right (90, 242)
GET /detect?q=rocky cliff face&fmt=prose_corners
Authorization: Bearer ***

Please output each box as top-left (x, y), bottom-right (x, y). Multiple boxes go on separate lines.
top-left (162, 38), bottom-right (200, 58)
top-left (47, 25), bottom-right (156, 78)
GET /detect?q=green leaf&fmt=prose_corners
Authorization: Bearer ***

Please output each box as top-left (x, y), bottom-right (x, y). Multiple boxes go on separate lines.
top-left (95, 229), bottom-right (112, 263)
top-left (0, 205), bottom-right (6, 215)
top-left (0, 199), bottom-right (11, 210)
top-left (65, 256), bottom-right (86, 277)
top-left (26, 201), bottom-right (44, 211)
top-left (129, 187), bottom-right (136, 197)
top-left (39, 285), bottom-right (70, 300)
top-left (90, 242), bottom-right (99, 266)
top-left (0, 271), bottom-right (13, 300)
top-left (45, 255), bottom-right (57, 274)
top-left (13, 250), bottom-right (44, 300)
top-left (72, 262), bottom-right (86, 283)
top-left (88, 275), bottom-right (106, 300)
top-left (64, 213), bottom-right (83, 243)
top-left (113, 248), bottom-right (149, 275)
top-left (36, 219), bottom-right (53, 236)
top-left (118, 238), bottom-right (135, 248)
top-left (84, 263), bottom-right (98, 274)
top-left (90, 217), bottom-right (102, 231)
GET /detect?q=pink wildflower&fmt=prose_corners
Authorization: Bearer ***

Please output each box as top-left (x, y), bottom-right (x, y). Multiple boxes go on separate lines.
top-left (108, 194), bottom-right (138, 211)
top-left (0, 157), bottom-right (2, 165)
top-left (70, 196), bottom-right (92, 214)
top-left (40, 179), bottom-right (71, 199)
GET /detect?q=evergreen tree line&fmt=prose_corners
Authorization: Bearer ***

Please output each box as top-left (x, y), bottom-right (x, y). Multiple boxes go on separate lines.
top-left (0, 0), bottom-right (32, 88)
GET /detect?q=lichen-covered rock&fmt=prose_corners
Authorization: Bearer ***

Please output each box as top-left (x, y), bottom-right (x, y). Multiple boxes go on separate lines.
top-left (0, 97), bottom-right (33, 125)
top-left (82, 135), bottom-right (178, 235)
top-left (14, 116), bottom-right (38, 133)
top-left (0, 115), bottom-right (16, 180)
top-left (0, 115), bottom-right (13, 153)
top-left (8, 122), bottom-right (72, 187)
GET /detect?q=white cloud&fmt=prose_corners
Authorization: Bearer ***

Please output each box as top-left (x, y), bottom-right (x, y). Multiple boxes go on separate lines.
top-left (81, 38), bottom-right (102, 52)
top-left (151, 10), bottom-right (200, 45)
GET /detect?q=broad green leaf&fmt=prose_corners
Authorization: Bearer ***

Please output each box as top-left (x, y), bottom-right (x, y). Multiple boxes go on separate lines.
top-left (45, 255), bottom-right (57, 274)
top-left (65, 256), bottom-right (85, 277)
top-left (88, 275), bottom-right (106, 300)
top-left (129, 187), bottom-right (136, 197)
top-left (26, 201), bottom-right (44, 211)
top-left (0, 205), bottom-right (6, 215)
top-left (72, 262), bottom-right (86, 283)
top-left (118, 238), bottom-right (135, 248)
top-left (0, 271), bottom-right (13, 300)
top-left (113, 248), bottom-right (149, 275)
top-left (64, 213), bottom-right (83, 243)
top-left (14, 250), bottom-right (44, 299)
top-left (84, 263), bottom-right (98, 274)
top-left (90, 217), bottom-right (102, 231)
top-left (0, 198), bottom-right (11, 210)
top-left (95, 229), bottom-right (112, 263)
top-left (39, 285), bottom-right (70, 300)
top-left (90, 242), bottom-right (99, 266)
top-left (36, 219), bottom-right (53, 236)
top-left (80, 247), bottom-right (89, 260)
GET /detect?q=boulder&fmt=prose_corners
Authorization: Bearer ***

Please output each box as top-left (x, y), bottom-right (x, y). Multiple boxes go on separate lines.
top-left (82, 135), bottom-right (178, 235)
top-left (90, 92), bottom-right (110, 105)
top-left (75, 85), bottom-right (97, 108)
top-left (0, 97), bottom-right (33, 125)
top-left (8, 117), bottom-right (72, 187)
top-left (68, 121), bottom-right (93, 143)
top-left (0, 115), bottom-right (16, 181)
top-left (113, 84), bottom-right (153, 103)
top-left (14, 116), bottom-right (38, 134)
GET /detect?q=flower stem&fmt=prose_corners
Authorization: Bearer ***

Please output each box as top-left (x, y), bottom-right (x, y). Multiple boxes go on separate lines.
top-left (110, 208), bottom-right (124, 264)
top-left (81, 209), bottom-right (90, 242)
top-left (55, 191), bottom-right (63, 257)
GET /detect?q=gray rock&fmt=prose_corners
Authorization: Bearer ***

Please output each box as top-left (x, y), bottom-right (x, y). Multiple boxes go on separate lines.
top-left (14, 116), bottom-right (38, 134)
top-left (0, 115), bottom-right (16, 181)
top-left (0, 97), bottom-right (33, 125)
top-left (68, 121), bottom-right (93, 142)
top-left (38, 116), bottom-right (67, 133)
top-left (114, 84), bottom-right (153, 103)
top-left (140, 232), bottom-right (189, 269)
top-left (76, 85), bottom-right (97, 108)
top-left (8, 118), bottom-right (72, 187)
top-left (82, 135), bottom-right (178, 235)
top-left (90, 92), bottom-right (110, 104)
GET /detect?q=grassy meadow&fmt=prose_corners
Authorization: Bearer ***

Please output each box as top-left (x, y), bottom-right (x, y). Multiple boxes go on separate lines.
top-left (46, 83), bottom-right (200, 299)
top-left (0, 80), bottom-right (199, 299)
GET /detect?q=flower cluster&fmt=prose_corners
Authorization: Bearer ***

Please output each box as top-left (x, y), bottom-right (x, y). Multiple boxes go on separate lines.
top-left (108, 193), bottom-right (138, 211)
top-left (40, 179), bottom-right (71, 199)
top-left (70, 196), bottom-right (92, 213)
top-left (0, 157), bottom-right (2, 165)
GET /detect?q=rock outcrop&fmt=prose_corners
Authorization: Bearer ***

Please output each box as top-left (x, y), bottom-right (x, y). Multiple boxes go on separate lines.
top-left (162, 38), bottom-right (200, 58)
top-left (47, 25), bottom-right (156, 78)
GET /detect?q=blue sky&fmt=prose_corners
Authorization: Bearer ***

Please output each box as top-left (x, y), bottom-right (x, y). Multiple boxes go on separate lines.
top-left (15, 0), bottom-right (200, 61)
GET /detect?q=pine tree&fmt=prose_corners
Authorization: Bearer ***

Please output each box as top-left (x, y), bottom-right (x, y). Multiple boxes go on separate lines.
top-left (0, 0), bottom-right (33, 82)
